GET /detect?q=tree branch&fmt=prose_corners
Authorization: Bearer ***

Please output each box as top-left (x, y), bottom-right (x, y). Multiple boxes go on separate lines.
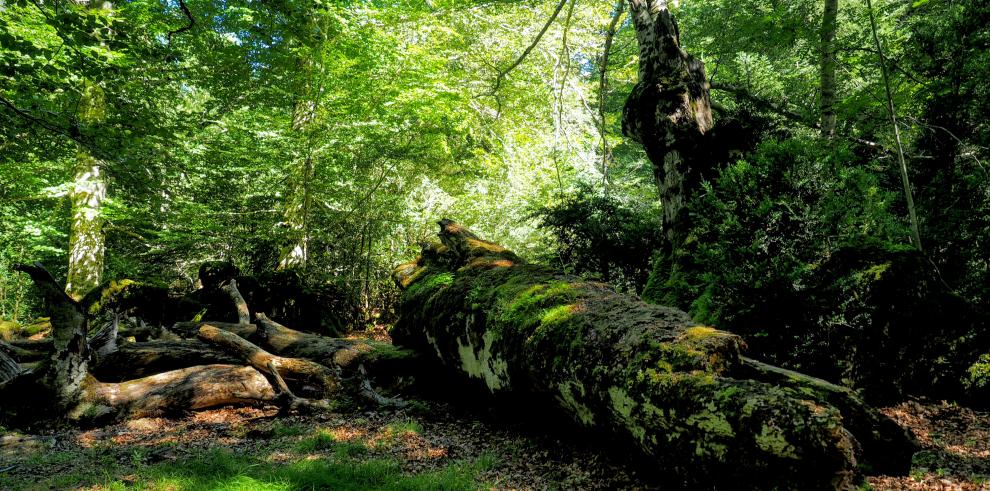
top-left (597, 0), bottom-right (625, 187)
top-left (489, 0), bottom-right (569, 96)
top-left (167, 0), bottom-right (196, 44)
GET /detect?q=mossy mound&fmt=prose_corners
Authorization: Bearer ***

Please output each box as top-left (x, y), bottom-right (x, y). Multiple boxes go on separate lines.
top-left (392, 220), bottom-right (915, 489)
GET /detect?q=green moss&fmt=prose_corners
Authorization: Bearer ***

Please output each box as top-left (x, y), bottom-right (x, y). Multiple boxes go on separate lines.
top-left (0, 320), bottom-right (18, 340)
top-left (540, 304), bottom-right (576, 325)
top-left (557, 381), bottom-right (595, 426)
top-left (755, 424), bottom-right (798, 459)
top-left (406, 272), bottom-right (454, 297)
top-left (86, 279), bottom-right (137, 315)
top-left (683, 326), bottom-right (718, 339)
top-left (687, 410), bottom-right (734, 438)
top-left (608, 386), bottom-right (646, 442)
top-left (363, 341), bottom-right (416, 362)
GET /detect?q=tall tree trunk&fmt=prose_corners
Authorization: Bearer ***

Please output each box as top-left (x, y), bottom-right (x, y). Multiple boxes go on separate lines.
top-left (597, 0), bottom-right (626, 189)
top-left (621, 0), bottom-right (713, 262)
top-left (819, 0), bottom-right (839, 137)
top-left (278, 40), bottom-right (323, 270)
top-left (66, 79), bottom-right (108, 299)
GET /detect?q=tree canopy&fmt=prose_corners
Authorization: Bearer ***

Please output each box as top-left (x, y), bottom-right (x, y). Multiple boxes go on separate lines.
top-left (1, 0), bottom-right (989, 484)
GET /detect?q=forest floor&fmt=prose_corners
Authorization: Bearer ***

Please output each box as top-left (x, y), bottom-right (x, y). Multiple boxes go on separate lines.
top-left (0, 396), bottom-right (987, 490)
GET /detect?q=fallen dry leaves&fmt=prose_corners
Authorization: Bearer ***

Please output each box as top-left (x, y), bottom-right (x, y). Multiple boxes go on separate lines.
top-left (0, 399), bottom-right (986, 489)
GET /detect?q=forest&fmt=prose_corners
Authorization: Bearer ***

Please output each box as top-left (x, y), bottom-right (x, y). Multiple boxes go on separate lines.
top-left (0, 0), bottom-right (988, 488)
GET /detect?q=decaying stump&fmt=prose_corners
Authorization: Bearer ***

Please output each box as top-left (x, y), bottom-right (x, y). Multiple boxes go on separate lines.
top-left (392, 220), bottom-right (914, 489)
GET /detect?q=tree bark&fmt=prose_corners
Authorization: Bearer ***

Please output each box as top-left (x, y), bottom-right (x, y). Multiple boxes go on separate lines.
top-left (90, 340), bottom-right (240, 381)
top-left (392, 221), bottom-right (913, 489)
top-left (13, 264), bottom-right (89, 413)
top-left (172, 321), bottom-right (257, 339)
top-left (255, 313), bottom-right (369, 368)
top-left (66, 0), bottom-right (113, 301)
top-left (0, 340), bottom-right (46, 362)
top-left (0, 348), bottom-right (21, 385)
top-left (621, 0), bottom-right (713, 259)
top-left (197, 324), bottom-right (339, 397)
top-left (819, 0), bottom-right (839, 137)
top-left (597, 0), bottom-right (626, 187)
top-left (78, 365), bottom-right (276, 420)
top-left (221, 279), bottom-right (251, 324)
top-left (865, 0), bottom-right (923, 252)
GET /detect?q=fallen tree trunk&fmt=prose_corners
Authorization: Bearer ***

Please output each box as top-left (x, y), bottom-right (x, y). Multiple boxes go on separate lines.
top-left (172, 321), bottom-right (257, 339)
top-left (77, 364), bottom-right (276, 420)
top-left (0, 349), bottom-right (21, 385)
top-left (0, 340), bottom-right (46, 362)
top-left (5, 338), bottom-right (53, 351)
top-left (255, 313), bottom-right (403, 370)
top-left (392, 220), bottom-right (914, 489)
top-left (90, 340), bottom-right (240, 381)
top-left (197, 324), bottom-right (339, 397)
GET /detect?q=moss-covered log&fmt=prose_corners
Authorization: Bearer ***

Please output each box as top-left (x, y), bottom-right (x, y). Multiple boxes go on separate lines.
top-left (172, 321), bottom-right (258, 338)
top-left (392, 220), bottom-right (914, 489)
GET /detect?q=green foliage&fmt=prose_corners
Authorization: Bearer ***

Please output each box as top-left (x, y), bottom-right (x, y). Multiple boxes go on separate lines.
top-left (966, 355), bottom-right (990, 390)
top-left (531, 182), bottom-right (662, 293)
top-left (661, 135), bottom-right (906, 324)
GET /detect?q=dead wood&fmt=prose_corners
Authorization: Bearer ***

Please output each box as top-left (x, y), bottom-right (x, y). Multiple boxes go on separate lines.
top-left (78, 364), bottom-right (276, 420)
top-left (221, 279), bottom-right (251, 324)
top-left (172, 321), bottom-right (257, 339)
top-left (197, 324), bottom-right (339, 397)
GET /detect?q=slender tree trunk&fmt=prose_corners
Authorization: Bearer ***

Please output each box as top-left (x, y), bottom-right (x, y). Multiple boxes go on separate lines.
top-left (66, 80), bottom-right (108, 299)
top-left (819, 0), bottom-right (839, 137)
top-left (866, 0), bottom-right (923, 252)
top-left (621, 0), bottom-right (713, 259)
top-left (598, 0), bottom-right (626, 189)
top-left (278, 43), bottom-right (323, 270)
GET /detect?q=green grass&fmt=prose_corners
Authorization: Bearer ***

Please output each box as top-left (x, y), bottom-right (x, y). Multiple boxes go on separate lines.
top-left (3, 443), bottom-right (493, 491)
top-left (271, 421), bottom-right (307, 438)
top-left (296, 428), bottom-right (338, 452)
top-left (115, 448), bottom-right (485, 490)
top-left (385, 419), bottom-right (423, 436)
